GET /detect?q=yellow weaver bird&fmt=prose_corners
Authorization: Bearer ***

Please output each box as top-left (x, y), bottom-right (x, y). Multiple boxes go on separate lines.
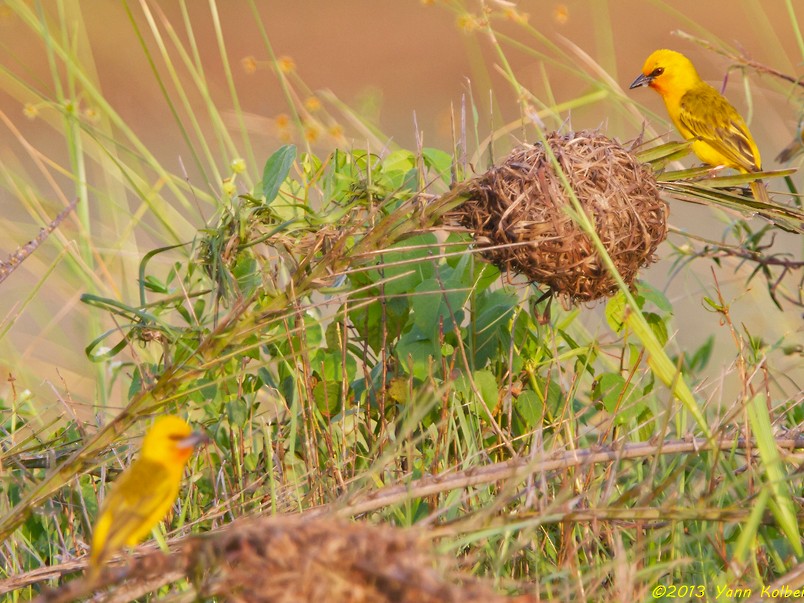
top-left (630, 48), bottom-right (770, 204)
top-left (89, 415), bottom-right (208, 575)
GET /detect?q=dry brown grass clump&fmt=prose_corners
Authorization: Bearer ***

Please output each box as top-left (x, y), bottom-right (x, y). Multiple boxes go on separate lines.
top-left (194, 516), bottom-right (532, 603)
top-left (32, 515), bottom-right (537, 603)
top-left (455, 130), bottom-right (668, 302)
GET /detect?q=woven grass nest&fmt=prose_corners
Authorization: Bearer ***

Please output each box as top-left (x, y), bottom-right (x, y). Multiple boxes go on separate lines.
top-left (455, 130), bottom-right (668, 302)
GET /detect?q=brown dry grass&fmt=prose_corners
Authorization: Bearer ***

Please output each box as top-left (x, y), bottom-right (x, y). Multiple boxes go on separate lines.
top-left (33, 515), bottom-right (540, 603)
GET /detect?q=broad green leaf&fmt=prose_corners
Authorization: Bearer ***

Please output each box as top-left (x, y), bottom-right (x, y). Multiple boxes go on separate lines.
top-left (347, 288), bottom-right (410, 353)
top-left (644, 312), bottom-right (669, 346)
top-left (382, 149), bottom-right (415, 173)
top-left (456, 370), bottom-right (498, 416)
top-left (636, 281), bottom-right (673, 313)
top-left (422, 147), bottom-right (453, 183)
top-left (314, 349), bottom-right (357, 382)
top-left (514, 390), bottom-right (543, 429)
top-left (473, 289), bottom-right (517, 367)
top-left (412, 270), bottom-right (469, 334)
top-left (370, 233), bottom-right (438, 296)
top-left (312, 380), bottom-right (342, 416)
top-left (593, 373), bottom-right (645, 424)
top-left (396, 327), bottom-right (437, 381)
top-left (232, 255), bottom-right (260, 298)
top-left (261, 144), bottom-right (297, 203)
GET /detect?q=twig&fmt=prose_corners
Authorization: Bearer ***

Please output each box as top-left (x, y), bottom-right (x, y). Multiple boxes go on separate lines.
top-left (331, 436), bottom-right (804, 517)
top-left (674, 31), bottom-right (804, 89)
top-left (0, 199), bottom-right (79, 285)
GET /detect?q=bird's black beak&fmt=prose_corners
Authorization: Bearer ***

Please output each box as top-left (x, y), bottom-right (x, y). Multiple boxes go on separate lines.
top-left (177, 431), bottom-right (210, 449)
top-left (629, 73), bottom-right (652, 89)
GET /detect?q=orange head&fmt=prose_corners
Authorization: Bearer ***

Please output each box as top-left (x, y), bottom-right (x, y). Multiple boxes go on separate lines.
top-left (139, 415), bottom-right (209, 468)
top-left (629, 49), bottom-right (701, 100)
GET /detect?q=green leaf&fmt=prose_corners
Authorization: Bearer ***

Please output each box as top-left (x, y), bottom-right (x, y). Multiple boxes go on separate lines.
top-left (370, 233), bottom-right (438, 296)
top-left (622, 299), bottom-right (709, 439)
top-left (300, 151), bottom-right (322, 181)
top-left (473, 289), bottom-right (517, 367)
top-left (382, 149), bottom-right (415, 173)
top-left (693, 167), bottom-right (796, 187)
top-left (456, 369), bottom-right (498, 416)
top-left (347, 290), bottom-right (409, 353)
top-left (399, 168), bottom-right (420, 192)
top-left (142, 275), bottom-right (168, 294)
top-left (686, 336), bottom-right (714, 373)
top-left (605, 291), bottom-right (628, 333)
top-left (732, 488), bottom-right (770, 564)
top-left (312, 380), bottom-right (342, 416)
top-left (514, 390), bottom-right (543, 429)
top-left (244, 452), bottom-right (258, 472)
top-left (662, 179), bottom-right (804, 234)
top-left (656, 165), bottom-right (714, 182)
top-left (634, 139), bottom-right (693, 165)
top-left (232, 255), bottom-right (260, 297)
top-left (473, 370), bottom-right (498, 412)
top-left (396, 327), bottom-right (437, 381)
top-left (644, 312), bottom-right (668, 346)
top-left (422, 147), bottom-right (453, 183)
top-left (746, 393), bottom-right (803, 556)
top-left (635, 281), bottom-right (672, 313)
top-left (261, 145), bottom-right (297, 203)
top-left (473, 261), bottom-right (501, 295)
top-left (226, 398), bottom-right (249, 427)
top-left (412, 269), bottom-right (469, 336)
top-left (593, 373), bottom-right (645, 424)
top-left (315, 349), bottom-right (357, 382)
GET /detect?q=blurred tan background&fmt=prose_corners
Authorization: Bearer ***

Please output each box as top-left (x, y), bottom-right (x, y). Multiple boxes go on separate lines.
top-left (4, 1), bottom-right (802, 164)
top-left (1, 0), bottom-right (801, 417)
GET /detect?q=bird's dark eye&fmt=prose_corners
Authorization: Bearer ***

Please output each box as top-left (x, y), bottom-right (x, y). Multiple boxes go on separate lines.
top-left (651, 67), bottom-right (665, 77)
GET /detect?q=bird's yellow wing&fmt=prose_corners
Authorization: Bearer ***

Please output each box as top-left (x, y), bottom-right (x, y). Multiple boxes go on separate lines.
top-left (677, 86), bottom-right (761, 172)
top-left (90, 459), bottom-right (179, 569)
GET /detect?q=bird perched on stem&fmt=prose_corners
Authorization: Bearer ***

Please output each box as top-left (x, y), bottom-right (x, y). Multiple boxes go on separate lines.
top-left (630, 48), bottom-right (770, 204)
top-left (88, 415), bottom-right (208, 577)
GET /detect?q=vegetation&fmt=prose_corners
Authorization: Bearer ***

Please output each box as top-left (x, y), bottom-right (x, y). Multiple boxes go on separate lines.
top-left (1, 1), bottom-right (802, 601)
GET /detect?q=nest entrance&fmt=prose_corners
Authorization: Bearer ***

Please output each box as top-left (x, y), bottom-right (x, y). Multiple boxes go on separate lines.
top-left (456, 131), bottom-right (668, 302)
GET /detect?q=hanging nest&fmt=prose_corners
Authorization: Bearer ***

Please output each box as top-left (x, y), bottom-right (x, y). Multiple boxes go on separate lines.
top-left (454, 130), bottom-right (668, 302)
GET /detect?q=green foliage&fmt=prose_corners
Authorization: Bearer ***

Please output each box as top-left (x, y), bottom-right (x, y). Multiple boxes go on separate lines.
top-left (261, 145), bottom-right (298, 203)
top-left (2, 3), bottom-right (803, 600)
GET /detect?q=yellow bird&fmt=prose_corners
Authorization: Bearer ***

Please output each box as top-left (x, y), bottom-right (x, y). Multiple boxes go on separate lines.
top-left (89, 415), bottom-right (208, 574)
top-left (630, 48), bottom-right (770, 203)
